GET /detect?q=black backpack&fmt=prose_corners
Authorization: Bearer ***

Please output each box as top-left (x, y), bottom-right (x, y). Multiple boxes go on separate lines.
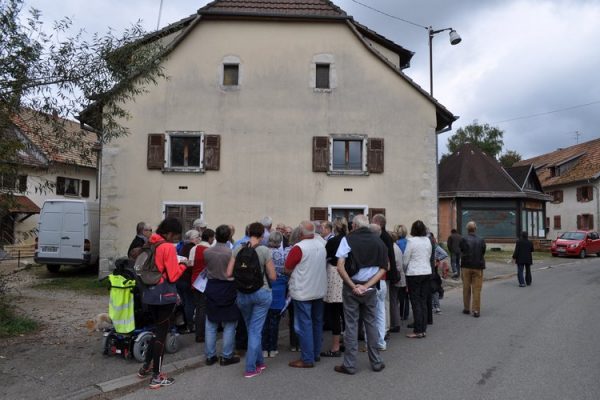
top-left (133, 241), bottom-right (166, 285)
top-left (233, 243), bottom-right (264, 293)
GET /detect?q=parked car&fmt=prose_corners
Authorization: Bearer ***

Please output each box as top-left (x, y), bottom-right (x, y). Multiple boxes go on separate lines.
top-left (34, 199), bottom-right (100, 272)
top-left (551, 230), bottom-right (600, 258)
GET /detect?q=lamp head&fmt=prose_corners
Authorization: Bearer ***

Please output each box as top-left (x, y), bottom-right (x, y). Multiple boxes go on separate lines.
top-left (449, 29), bottom-right (462, 45)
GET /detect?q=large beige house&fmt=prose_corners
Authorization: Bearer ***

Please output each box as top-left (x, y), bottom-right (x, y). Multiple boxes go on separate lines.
top-left (81, 0), bottom-right (456, 276)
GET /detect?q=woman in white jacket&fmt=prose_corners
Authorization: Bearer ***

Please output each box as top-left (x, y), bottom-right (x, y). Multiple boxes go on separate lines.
top-left (402, 220), bottom-right (432, 338)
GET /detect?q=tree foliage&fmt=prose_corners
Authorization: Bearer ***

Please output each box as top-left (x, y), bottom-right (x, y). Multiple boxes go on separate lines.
top-left (0, 0), bottom-right (165, 218)
top-left (498, 150), bottom-right (523, 168)
top-left (446, 121), bottom-right (505, 159)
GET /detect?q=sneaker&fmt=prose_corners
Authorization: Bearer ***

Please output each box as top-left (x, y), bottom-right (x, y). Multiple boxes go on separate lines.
top-left (205, 355), bottom-right (218, 366)
top-left (256, 363), bottom-right (267, 372)
top-left (219, 356), bottom-right (241, 366)
top-left (149, 374), bottom-right (174, 389)
top-left (137, 364), bottom-right (152, 378)
top-left (244, 369), bottom-right (262, 378)
top-left (269, 350), bottom-right (278, 358)
top-left (434, 308), bottom-right (441, 314)
top-left (262, 350), bottom-right (269, 358)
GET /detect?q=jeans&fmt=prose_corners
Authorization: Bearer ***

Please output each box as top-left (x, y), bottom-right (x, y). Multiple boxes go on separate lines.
top-left (341, 285), bottom-right (383, 373)
top-left (432, 292), bottom-right (440, 310)
top-left (236, 288), bottom-right (272, 373)
top-left (406, 275), bottom-right (430, 334)
top-left (205, 319), bottom-right (237, 359)
top-left (462, 268), bottom-right (483, 312)
top-left (450, 252), bottom-right (461, 275)
top-left (517, 264), bottom-right (532, 286)
top-left (262, 309), bottom-right (282, 352)
top-left (293, 299), bottom-right (324, 364)
top-left (375, 281), bottom-right (387, 348)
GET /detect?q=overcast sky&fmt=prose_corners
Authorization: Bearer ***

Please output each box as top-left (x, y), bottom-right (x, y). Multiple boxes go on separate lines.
top-left (23, 0), bottom-right (600, 159)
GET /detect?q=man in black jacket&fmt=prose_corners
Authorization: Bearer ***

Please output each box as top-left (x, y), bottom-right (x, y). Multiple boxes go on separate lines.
top-left (446, 229), bottom-right (462, 279)
top-left (459, 221), bottom-right (486, 318)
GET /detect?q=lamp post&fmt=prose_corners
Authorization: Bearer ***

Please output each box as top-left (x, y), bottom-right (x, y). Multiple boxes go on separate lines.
top-left (428, 27), bottom-right (461, 96)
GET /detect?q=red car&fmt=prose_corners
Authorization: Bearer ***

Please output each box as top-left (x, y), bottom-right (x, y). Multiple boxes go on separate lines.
top-left (551, 230), bottom-right (600, 258)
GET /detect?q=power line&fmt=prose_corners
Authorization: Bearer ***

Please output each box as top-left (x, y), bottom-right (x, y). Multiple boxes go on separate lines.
top-left (347, 0), bottom-right (428, 30)
top-left (493, 100), bottom-right (600, 124)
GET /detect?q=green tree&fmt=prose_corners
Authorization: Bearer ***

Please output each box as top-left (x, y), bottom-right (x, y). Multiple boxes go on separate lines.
top-left (446, 121), bottom-right (505, 159)
top-left (0, 0), bottom-right (165, 218)
top-left (499, 150), bottom-right (522, 168)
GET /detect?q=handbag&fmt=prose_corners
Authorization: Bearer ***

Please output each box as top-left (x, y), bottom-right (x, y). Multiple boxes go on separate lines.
top-left (344, 252), bottom-right (358, 278)
top-left (142, 276), bottom-right (179, 305)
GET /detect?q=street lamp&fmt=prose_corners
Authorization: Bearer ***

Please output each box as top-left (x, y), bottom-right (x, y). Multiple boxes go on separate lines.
top-left (428, 27), bottom-right (461, 96)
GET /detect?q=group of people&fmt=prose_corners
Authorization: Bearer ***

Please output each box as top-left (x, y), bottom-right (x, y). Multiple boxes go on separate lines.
top-left (126, 214), bottom-right (495, 388)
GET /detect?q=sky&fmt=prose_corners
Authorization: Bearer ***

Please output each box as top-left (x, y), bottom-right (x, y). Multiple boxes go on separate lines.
top-left (22, 0), bottom-right (600, 160)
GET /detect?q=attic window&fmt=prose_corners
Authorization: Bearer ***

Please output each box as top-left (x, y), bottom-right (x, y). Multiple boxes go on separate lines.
top-left (223, 64), bottom-right (239, 86)
top-left (316, 64), bottom-right (330, 89)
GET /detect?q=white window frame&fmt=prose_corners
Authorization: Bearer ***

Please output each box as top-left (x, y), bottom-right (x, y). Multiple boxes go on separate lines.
top-left (164, 131), bottom-right (205, 172)
top-left (61, 176), bottom-right (81, 197)
top-left (219, 55), bottom-right (242, 91)
top-left (329, 134), bottom-right (368, 175)
top-left (311, 53), bottom-right (337, 92)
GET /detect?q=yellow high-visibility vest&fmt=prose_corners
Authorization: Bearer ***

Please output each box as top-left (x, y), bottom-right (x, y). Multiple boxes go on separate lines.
top-left (108, 274), bottom-right (136, 333)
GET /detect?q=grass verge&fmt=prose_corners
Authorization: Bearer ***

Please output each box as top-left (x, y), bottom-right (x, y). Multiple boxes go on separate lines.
top-left (484, 250), bottom-right (552, 263)
top-left (33, 275), bottom-right (109, 296)
top-left (0, 300), bottom-right (39, 338)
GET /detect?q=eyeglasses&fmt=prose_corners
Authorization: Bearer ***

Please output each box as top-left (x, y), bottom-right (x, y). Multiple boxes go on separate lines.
top-left (144, 228), bottom-right (152, 232)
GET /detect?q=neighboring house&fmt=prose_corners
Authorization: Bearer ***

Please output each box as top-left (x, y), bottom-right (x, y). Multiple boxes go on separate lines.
top-left (79, 0), bottom-right (457, 276)
top-left (0, 110), bottom-right (98, 245)
top-left (516, 137), bottom-right (600, 239)
top-left (439, 144), bottom-right (550, 246)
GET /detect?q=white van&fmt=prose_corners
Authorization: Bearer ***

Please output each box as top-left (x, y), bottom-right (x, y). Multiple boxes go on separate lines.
top-left (34, 199), bottom-right (100, 273)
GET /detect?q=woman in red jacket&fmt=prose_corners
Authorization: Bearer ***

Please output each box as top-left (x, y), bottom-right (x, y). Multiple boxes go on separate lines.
top-left (137, 218), bottom-right (187, 389)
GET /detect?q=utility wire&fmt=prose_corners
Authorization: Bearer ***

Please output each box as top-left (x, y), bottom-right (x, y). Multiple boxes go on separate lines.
top-left (493, 100), bottom-right (600, 124)
top-left (348, 0), bottom-right (428, 30)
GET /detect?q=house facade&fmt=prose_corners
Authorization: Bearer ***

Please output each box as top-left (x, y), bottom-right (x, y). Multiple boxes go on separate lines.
top-left (0, 111), bottom-right (98, 246)
top-left (81, 0), bottom-right (456, 276)
top-left (516, 137), bottom-right (600, 239)
top-left (439, 144), bottom-right (550, 247)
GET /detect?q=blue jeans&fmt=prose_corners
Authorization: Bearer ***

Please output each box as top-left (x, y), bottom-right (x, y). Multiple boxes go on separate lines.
top-left (517, 264), bottom-right (531, 286)
top-left (236, 289), bottom-right (272, 372)
top-left (205, 319), bottom-right (237, 359)
top-left (293, 299), bottom-right (324, 364)
top-left (450, 253), bottom-right (461, 275)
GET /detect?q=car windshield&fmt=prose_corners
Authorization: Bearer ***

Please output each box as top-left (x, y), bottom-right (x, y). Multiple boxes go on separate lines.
top-left (559, 232), bottom-right (585, 240)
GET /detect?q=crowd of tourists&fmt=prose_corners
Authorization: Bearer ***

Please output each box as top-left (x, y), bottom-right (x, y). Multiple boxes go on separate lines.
top-left (126, 214), bottom-right (491, 388)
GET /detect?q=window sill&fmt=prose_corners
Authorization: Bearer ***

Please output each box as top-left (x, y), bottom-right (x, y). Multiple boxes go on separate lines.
top-left (220, 85), bottom-right (240, 92)
top-left (327, 170), bottom-right (369, 176)
top-left (314, 88), bottom-right (333, 93)
top-left (162, 167), bottom-right (205, 174)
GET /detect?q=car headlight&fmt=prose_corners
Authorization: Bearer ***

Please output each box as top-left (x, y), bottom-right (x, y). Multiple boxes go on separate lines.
top-left (568, 244), bottom-right (578, 248)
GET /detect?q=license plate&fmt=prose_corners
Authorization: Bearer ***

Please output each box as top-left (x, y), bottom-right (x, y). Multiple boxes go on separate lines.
top-left (42, 246), bottom-right (59, 252)
top-left (558, 248), bottom-right (566, 253)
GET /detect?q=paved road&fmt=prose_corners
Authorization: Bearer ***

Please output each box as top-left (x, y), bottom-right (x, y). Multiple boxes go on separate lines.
top-left (118, 257), bottom-right (600, 400)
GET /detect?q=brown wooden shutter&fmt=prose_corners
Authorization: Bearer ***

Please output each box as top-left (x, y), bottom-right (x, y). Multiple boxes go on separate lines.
top-left (56, 177), bottom-right (65, 195)
top-left (204, 135), bottom-right (220, 171)
top-left (554, 216), bottom-right (561, 229)
top-left (576, 187), bottom-right (582, 202)
top-left (310, 207), bottom-right (328, 221)
top-left (312, 136), bottom-right (329, 172)
top-left (18, 175), bottom-right (27, 193)
top-left (588, 214), bottom-right (594, 230)
top-left (81, 180), bottom-right (90, 198)
top-left (367, 138), bottom-right (384, 173)
top-left (587, 187), bottom-right (593, 201)
top-left (576, 215), bottom-right (582, 229)
top-left (147, 134), bottom-right (165, 170)
top-left (368, 208), bottom-right (386, 221)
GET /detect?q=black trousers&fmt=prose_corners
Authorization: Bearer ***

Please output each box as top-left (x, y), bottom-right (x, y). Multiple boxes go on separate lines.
top-left (406, 275), bottom-right (431, 334)
top-left (325, 302), bottom-right (344, 335)
top-left (144, 303), bottom-right (176, 376)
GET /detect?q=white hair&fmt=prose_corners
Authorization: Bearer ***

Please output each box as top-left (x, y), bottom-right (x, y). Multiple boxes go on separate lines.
top-left (185, 229), bottom-right (200, 240)
top-left (352, 214), bottom-right (370, 229)
top-left (261, 216), bottom-right (273, 227)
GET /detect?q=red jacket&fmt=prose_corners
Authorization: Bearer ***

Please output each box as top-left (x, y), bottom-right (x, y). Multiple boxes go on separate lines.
top-left (191, 244), bottom-right (210, 284)
top-left (149, 233), bottom-right (186, 283)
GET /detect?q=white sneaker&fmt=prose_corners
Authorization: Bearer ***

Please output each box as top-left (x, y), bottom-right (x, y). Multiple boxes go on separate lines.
top-left (262, 350), bottom-right (269, 358)
top-left (270, 350), bottom-right (278, 357)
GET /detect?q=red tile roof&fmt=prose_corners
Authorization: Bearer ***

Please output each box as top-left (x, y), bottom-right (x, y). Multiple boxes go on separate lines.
top-left (11, 109), bottom-right (97, 169)
top-left (1, 195), bottom-right (41, 214)
top-left (199, 0), bottom-right (347, 18)
top-left (516, 137), bottom-right (600, 188)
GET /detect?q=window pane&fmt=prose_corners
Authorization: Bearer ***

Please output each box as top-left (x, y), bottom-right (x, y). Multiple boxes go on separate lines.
top-left (223, 64), bottom-right (239, 86)
top-left (171, 136), bottom-right (201, 167)
top-left (332, 140), bottom-right (345, 169)
top-left (316, 64), bottom-right (330, 89)
top-left (348, 141), bottom-right (362, 170)
top-left (461, 209), bottom-right (516, 238)
top-left (65, 178), bottom-right (79, 196)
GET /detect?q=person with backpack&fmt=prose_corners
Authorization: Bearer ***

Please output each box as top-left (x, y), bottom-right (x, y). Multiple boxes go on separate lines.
top-left (226, 222), bottom-right (276, 378)
top-left (137, 218), bottom-right (187, 389)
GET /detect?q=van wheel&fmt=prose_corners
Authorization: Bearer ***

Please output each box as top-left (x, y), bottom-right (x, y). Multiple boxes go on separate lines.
top-left (46, 264), bottom-right (61, 273)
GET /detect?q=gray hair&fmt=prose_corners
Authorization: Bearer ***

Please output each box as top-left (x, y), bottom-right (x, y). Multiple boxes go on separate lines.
top-left (185, 229), bottom-right (200, 241)
top-left (467, 221), bottom-right (477, 233)
top-left (193, 218), bottom-right (207, 229)
top-left (261, 216), bottom-right (273, 227)
top-left (372, 213), bottom-right (386, 227)
top-left (136, 221), bottom-right (147, 234)
top-left (352, 214), bottom-right (370, 229)
top-left (268, 231), bottom-right (283, 248)
top-left (289, 226), bottom-right (303, 246)
top-left (300, 220), bottom-right (315, 236)
top-left (369, 223), bottom-right (381, 234)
